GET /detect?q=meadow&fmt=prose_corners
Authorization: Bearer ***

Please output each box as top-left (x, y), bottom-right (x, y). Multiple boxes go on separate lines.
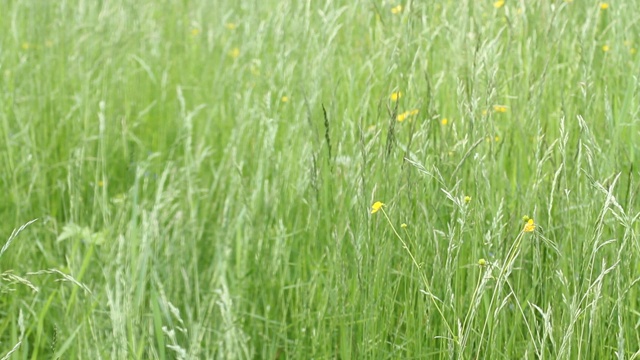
top-left (2, 0), bottom-right (640, 358)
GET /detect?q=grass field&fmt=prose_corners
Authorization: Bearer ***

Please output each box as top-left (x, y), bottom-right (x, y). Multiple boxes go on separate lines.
top-left (2, 0), bottom-right (640, 358)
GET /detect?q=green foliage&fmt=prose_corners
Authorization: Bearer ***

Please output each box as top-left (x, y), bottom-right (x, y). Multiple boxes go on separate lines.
top-left (1, 0), bottom-right (640, 358)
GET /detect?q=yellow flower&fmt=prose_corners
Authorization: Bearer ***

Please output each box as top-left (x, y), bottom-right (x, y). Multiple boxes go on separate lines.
top-left (225, 22), bottom-right (237, 30)
top-left (391, 5), bottom-right (403, 14)
top-left (600, 3), bottom-right (609, 10)
top-left (482, 109), bottom-right (488, 116)
top-left (397, 109), bottom-right (419, 122)
top-left (494, 0), bottom-right (505, 9)
top-left (602, 45), bottom-right (610, 52)
top-left (441, 118), bottom-right (448, 125)
top-left (493, 105), bottom-right (508, 113)
top-left (494, 136), bottom-right (500, 142)
top-left (21, 42), bottom-right (30, 50)
top-left (371, 201), bottom-right (384, 214)
top-left (229, 47), bottom-right (240, 59)
top-left (478, 258), bottom-right (487, 266)
top-left (281, 96), bottom-right (289, 103)
top-left (401, 223), bottom-right (407, 228)
top-left (390, 91), bottom-right (402, 102)
top-left (524, 218), bottom-right (536, 232)
top-left (464, 196), bottom-right (471, 203)
top-left (191, 28), bottom-right (201, 36)
top-left (98, 180), bottom-right (104, 187)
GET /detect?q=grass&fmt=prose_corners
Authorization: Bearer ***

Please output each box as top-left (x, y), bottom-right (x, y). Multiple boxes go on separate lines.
top-left (1, 0), bottom-right (640, 358)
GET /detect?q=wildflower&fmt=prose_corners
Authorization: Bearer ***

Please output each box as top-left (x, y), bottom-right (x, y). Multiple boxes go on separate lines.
top-left (493, 105), bottom-right (508, 113)
top-left (441, 118), bottom-right (448, 125)
top-left (478, 258), bottom-right (487, 266)
top-left (494, 0), bottom-right (505, 9)
top-left (401, 223), bottom-right (407, 228)
top-left (98, 180), bottom-right (104, 187)
top-left (396, 109), bottom-right (419, 122)
top-left (524, 218), bottom-right (536, 232)
top-left (371, 201), bottom-right (384, 214)
top-left (229, 47), bottom-right (240, 59)
top-left (494, 136), bottom-right (500, 142)
top-left (600, 3), bottom-right (609, 10)
top-left (225, 22), bottom-right (237, 30)
top-left (21, 42), bottom-right (30, 50)
top-left (281, 96), bottom-right (289, 103)
top-left (482, 109), bottom-right (488, 116)
top-left (391, 5), bottom-right (403, 14)
top-left (390, 91), bottom-right (402, 102)
top-left (464, 196), bottom-right (471, 203)
top-left (191, 28), bottom-right (201, 36)
top-left (602, 45), bottom-right (610, 52)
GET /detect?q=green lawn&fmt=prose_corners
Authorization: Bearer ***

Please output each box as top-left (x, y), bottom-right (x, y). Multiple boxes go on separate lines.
top-left (2, 0), bottom-right (640, 358)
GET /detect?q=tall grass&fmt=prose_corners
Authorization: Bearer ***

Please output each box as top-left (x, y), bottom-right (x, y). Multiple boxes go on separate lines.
top-left (1, 0), bottom-right (640, 358)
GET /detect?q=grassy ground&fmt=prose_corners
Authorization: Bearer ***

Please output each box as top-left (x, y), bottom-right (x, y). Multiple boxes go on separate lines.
top-left (2, 0), bottom-right (640, 358)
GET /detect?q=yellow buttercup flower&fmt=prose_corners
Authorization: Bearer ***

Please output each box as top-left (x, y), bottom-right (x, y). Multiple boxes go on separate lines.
top-left (281, 96), bottom-right (289, 103)
top-left (225, 22), bottom-right (237, 30)
top-left (441, 118), bottom-right (448, 125)
top-left (371, 201), bottom-right (384, 214)
top-left (600, 3), bottom-right (609, 10)
top-left (493, 105), bottom-right (508, 113)
top-left (397, 109), bottom-right (419, 122)
top-left (602, 45), bottom-right (610, 52)
top-left (401, 223), bottom-right (407, 228)
top-left (390, 91), bottom-right (402, 102)
top-left (524, 218), bottom-right (536, 232)
top-left (229, 47), bottom-right (240, 59)
top-left (494, 0), bottom-right (505, 8)
top-left (464, 196), bottom-right (471, 203)
top-left (391, 5), bottom-right (403, 14)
